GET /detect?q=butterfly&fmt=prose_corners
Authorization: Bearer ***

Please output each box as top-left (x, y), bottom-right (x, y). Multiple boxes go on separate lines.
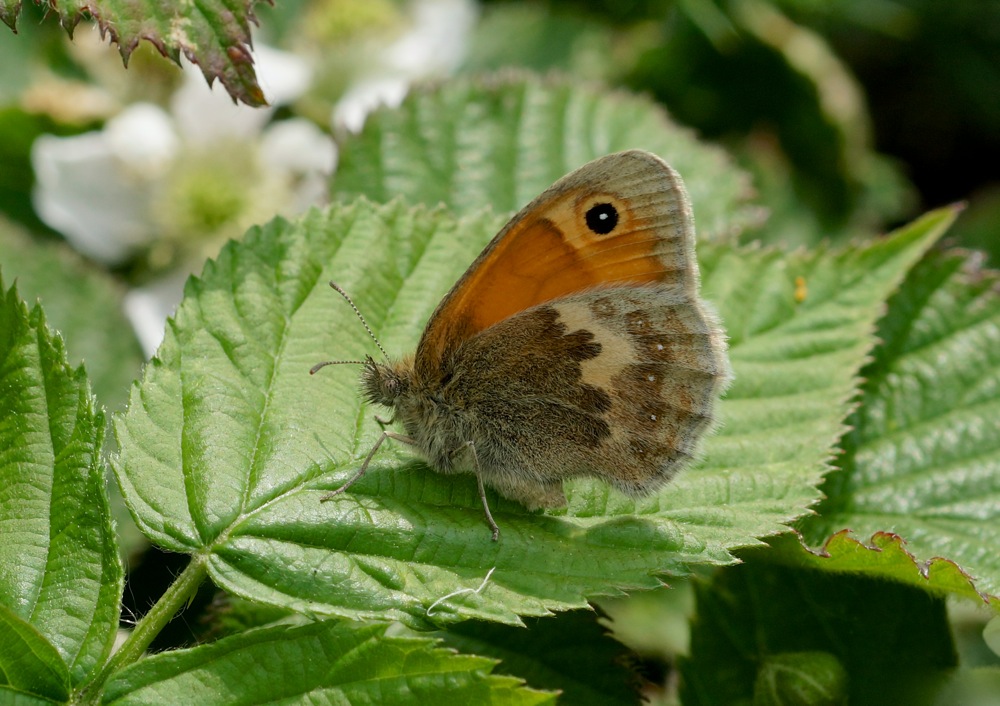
top-left (313, 150), bottom-right (732, 540)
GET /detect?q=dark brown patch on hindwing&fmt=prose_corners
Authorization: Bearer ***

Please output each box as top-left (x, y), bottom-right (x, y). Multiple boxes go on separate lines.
top-left (442, 304), bottom-right (613, 451)
top-left (588, 295), bottom-right (618, 319)
top-left (567, 287), bottom-right (730, 495)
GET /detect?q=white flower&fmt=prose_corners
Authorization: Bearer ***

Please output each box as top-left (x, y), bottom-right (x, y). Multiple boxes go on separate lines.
top-left (32, 44), bottom-right (334, 266)
top-left (32, 108), bottom-right (173, 264)
top-left (170, 45), bottom-right (312, 145)
top-left (123, 270), bottom-right (189, 358)
top-left (332, 0), bottom-right (478, 132)
top-left (32, 43), bottom-right (336, 355)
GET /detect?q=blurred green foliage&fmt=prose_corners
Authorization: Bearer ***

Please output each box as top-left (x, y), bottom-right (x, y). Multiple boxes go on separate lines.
top-left (4, 0), bottom-right (998, 256)
top-left (476, 0), bottom-right (1000, 256)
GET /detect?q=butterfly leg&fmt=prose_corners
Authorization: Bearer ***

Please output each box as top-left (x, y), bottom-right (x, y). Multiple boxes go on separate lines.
top-left (454, 440), bottom-right (501, 542)
top-left (320, 431), bottom-right (414, 501)
top-left (374, 412), bottom-right (396, 427)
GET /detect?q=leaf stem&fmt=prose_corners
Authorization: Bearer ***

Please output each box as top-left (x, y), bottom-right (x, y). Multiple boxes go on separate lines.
top-left (81, 554), bottom-right (209, 702)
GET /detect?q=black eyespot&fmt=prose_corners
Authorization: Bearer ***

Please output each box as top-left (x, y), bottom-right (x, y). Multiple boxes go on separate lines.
top-left (585, 203), bottom-right (618, 235)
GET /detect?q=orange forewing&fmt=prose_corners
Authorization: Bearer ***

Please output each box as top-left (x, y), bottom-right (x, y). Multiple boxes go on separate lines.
top-left (416, 150), bottom-right (697, 373)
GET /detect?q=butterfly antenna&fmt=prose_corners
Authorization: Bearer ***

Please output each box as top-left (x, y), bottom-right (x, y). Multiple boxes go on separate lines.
top-left (309, 359), bottom-right (367, 375)
top-left (310, 282), bottom-right (390, 375)
top-left (327, 280), bottom-right (390, 356)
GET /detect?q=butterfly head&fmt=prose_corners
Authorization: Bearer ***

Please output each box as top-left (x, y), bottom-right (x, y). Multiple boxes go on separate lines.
top-left (360, 355), bottom-right (410, 408)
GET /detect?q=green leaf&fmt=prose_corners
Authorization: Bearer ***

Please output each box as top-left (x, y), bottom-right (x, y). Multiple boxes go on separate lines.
top-left (0, 606), bottom-right (70, 701)
top-left (0, 0), bottom-right (265, 106)
top-left (684, 207), bottom-right (957, 544)
top-left (928, 668), bottom-right (1000, 706)
top-left (0, 109), bottom-right (67, 232)
top-left (437, 609), bottom-right (642, 706)
top-left (988, 616), bottom-right (1000, 658)
top-left (0, 278), bottom-right (122, 686)
top-left (626, 1), bottom-right (872, 232)
top-left (679, 562), bottom-right (957, 705)
top-left (799, 246), bottom-right (1000, 599)
top-left (0, 218), bottom-right (143, 412)
top-left (332, 72), bottom-right (759, 240)
top-left (113, 197), bottom-right (944, 626)
top-left (753, 651), bottom-right (848, 706)
top-left (768, 531), bottom-right (999, 610)
top-left (0, 689), bottom-right (67, 705)
top-left (461, 6), bottom-right (616, 81)
top-left (102, 620), bottom-right (555, 705)
top-left (0, 220), bottom-right (147, 562)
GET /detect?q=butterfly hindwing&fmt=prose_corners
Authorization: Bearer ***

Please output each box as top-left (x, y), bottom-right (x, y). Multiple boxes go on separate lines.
top-left (427, 284), bottom-right (728, 509)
